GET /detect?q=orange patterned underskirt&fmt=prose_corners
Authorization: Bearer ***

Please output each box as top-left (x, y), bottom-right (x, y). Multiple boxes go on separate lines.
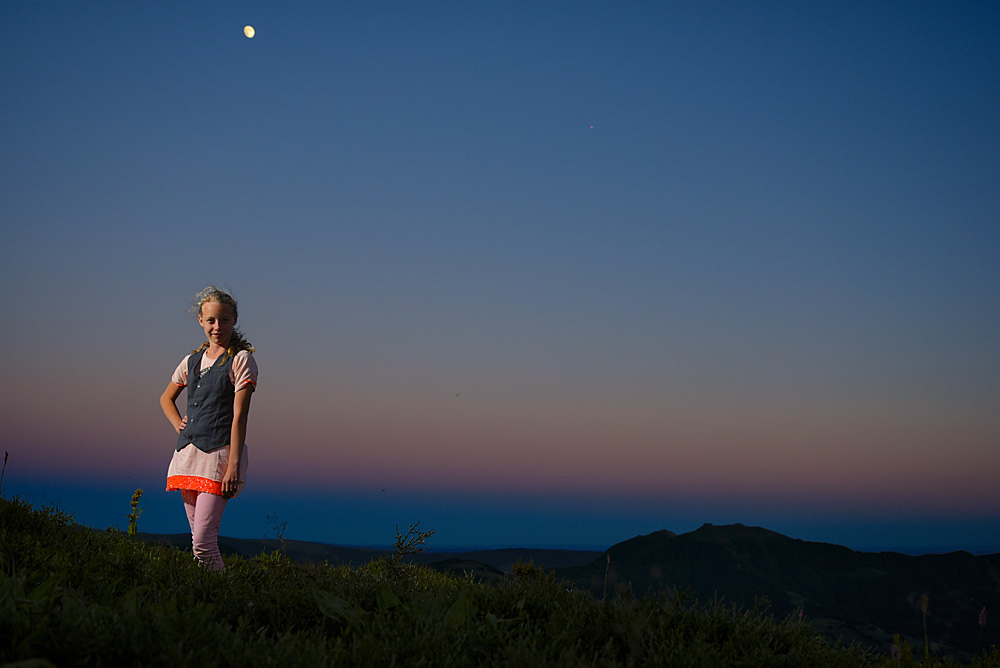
top-left (167, 475), bottom-right (224, 496)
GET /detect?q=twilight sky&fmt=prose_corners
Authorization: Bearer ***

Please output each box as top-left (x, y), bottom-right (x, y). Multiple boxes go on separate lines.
top-left (2, 1), bottom-right (998, 552)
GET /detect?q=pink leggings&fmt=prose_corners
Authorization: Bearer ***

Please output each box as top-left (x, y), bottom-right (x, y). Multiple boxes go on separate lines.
top-left (181, 490), bottom-right (229, 571)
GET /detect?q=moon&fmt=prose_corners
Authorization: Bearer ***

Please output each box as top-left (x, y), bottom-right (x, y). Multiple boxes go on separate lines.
top-left (243, 25), bottom-right (255, 39)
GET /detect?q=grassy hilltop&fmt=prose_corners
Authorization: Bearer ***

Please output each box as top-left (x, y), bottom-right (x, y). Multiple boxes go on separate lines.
top-left (2, 496), bottom-right (997, 667)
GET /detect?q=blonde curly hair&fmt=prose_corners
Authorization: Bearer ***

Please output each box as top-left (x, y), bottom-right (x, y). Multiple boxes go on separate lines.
top-left (190, 286), bottom-right (254, 361)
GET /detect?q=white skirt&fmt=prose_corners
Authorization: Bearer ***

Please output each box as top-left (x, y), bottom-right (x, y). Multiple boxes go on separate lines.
top-left (166, 442), bottom-right (248, 498)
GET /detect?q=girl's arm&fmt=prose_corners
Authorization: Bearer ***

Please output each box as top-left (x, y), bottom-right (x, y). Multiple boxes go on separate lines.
top-left (221, 386), bottom-right (253, 497)
top-left (159, 382), bottom-right (187, 433)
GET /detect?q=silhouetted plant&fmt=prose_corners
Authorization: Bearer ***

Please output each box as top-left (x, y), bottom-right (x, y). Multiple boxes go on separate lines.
top-left (266, 514), bottom-right (289, 556)
top-left (980, 607), bottom-right (988, 656)
top-left (603, 552), bottom-right (611, 600)
top-left (391, 521), bottom-right (434, 564)
top-left (921, 593), bottom-right (930, 660)
top-left (510, 558), bottom-right (551, 582)
top-left (0, 450), bottom-right (8, 496)
top-left (891, 634), bottom-right (915, 666)
top-left (126, 488), bottom-right (143, 537)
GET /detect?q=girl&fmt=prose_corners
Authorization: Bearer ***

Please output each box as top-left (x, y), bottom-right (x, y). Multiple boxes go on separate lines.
top-left (160, 286), bottom-right (257, 570)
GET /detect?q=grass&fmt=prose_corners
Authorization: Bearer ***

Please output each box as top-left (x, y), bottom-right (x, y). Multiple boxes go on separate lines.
top-left (2, 495), bottom-right (998, 667)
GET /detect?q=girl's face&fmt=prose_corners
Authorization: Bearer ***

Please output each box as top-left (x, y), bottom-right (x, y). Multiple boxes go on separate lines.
top-left (198, 301), bottom-right (236, 349)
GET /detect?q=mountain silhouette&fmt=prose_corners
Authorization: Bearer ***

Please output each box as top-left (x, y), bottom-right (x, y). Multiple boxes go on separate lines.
top-left (554, 524), bottom-right (1000, 659)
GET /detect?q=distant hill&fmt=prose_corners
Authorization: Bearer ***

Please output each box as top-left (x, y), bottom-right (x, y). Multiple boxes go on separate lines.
top-left (553, 524), bottom-right (1000, 660)
top-left (137, 532), bottom-right (602, 572)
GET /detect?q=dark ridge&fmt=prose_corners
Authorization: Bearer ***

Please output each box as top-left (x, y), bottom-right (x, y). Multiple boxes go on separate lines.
top-left (554, 523), bottom-right (1000, 660)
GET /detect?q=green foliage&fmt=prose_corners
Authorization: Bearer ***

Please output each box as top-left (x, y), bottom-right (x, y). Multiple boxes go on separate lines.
top-left (2, 496), bottom-right (998, 667)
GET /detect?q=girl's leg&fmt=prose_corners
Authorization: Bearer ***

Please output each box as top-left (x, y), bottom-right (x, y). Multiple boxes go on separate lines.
top-left (186, 491), bottom-right (229, 571)
top-left (181, 490), bottom-right (198, 533)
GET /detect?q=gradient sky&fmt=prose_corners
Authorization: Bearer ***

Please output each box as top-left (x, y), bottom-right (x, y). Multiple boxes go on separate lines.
top-left (2, 2), bottom-right (998, 553)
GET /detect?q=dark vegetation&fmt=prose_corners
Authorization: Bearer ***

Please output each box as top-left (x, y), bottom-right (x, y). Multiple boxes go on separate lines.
top-left (3, 495), bottom-right (999, 667)
top-left (142, 523), bottom-right (1000, 660)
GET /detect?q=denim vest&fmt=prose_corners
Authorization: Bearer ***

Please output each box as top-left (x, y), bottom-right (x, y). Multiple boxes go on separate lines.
top-left (177, 351), bottom-right (235, 452)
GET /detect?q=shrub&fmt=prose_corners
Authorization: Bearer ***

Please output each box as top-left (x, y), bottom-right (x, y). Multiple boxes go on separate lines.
top-left (3, 496), bottom-right (998, 667)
